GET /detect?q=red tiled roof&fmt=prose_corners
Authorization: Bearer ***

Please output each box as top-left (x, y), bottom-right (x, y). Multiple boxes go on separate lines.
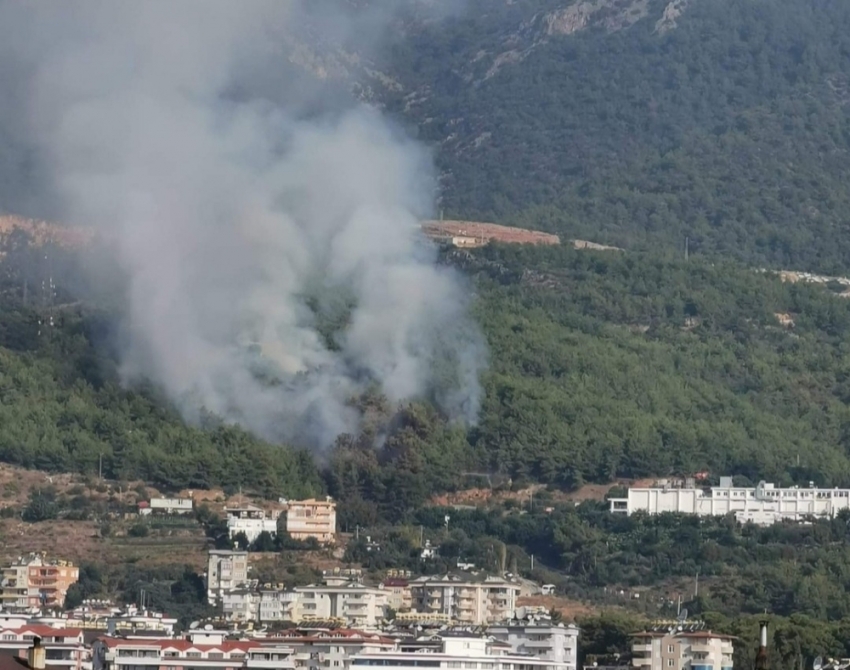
top-left (97, 638), bottom-right (285, 653)
top-left (381, 578), bottom-right (409, 587)
top-left (0, 627), bottom-right (83, 639)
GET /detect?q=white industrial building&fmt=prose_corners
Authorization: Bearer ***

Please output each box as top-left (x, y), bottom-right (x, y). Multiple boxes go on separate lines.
top-left (609, 477), bottom-right (850, 525)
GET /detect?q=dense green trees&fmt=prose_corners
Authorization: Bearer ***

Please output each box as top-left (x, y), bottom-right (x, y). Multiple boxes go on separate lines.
top-left (382, 0), bottom-right (850, 273)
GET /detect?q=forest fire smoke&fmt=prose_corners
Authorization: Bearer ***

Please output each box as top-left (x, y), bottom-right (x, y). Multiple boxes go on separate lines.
top-left (0, 0), bottom-right (486, 448)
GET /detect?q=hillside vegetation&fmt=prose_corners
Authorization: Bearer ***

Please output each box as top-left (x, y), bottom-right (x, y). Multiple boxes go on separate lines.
top-left (381, 0), bottom-right (850, 273)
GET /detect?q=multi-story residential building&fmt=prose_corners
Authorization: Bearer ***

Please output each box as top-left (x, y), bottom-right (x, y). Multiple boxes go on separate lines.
top-left (222, 589), bottom-right (259, 623)
top-left (630, 626), bottom-right (735, 670)
top-left (105, 607), bottom-right (178, 637)
top-left (0, 625), bottom-right (87, 670)
top-left (350, 633), bottom-right (573, 670)
top-left (226, 506), bottom-right (280, 543)
top-left (488, 620), bottom-right (579, 670)
top-left (257, 589), bottom-right (298, 624)
top-left (91, 631), bottom-right (297, 670)
top-left (272, 629), bottom-right (395, 670)
top-left (379, 579), bottom-right (412, 613)
top-left (0, 556), bottom-right (79, 611)
top-left (207, 551), bottom-right (250, 605)
top-left (408, 575), bottom-right (521, 625)
top-left (291, 581), bottom-right (387, 630)
top-left (284, 499), bottom-right (336, 545)
top-left (609, 476), bottom-right (850, 525)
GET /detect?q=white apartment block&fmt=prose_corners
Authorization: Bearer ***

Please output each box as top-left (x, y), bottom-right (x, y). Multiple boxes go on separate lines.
top-left (351, 634), bottom-right (573, 670)
top-left (272, 629), bottom-right (396, 670)
top-left (488, 621), bottom-right (579, 670)
top-left (207, 550), bottom-right (249, 605)
top-left (92, 631), bottom-right (298, 670)
top-left (609, 476), bottom-right (850, 525)
top-left (631, 628), bottom-right (734, 670)
top-left (292, 582), bottom-right (387, 630)
top-left (409, 575), bottom-right (521, 625)
top-left (226, 506), bottom-right (280, 543)
top-left (284, 499), bottom-right (336, 544)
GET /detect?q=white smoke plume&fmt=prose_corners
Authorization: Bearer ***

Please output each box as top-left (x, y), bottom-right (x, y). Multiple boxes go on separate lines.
top-left (0, 0), bottom-right (486, 448)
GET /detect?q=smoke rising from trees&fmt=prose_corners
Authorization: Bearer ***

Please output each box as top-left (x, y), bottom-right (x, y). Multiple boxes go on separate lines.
top-left (0, 0), bottom-right (486, 448)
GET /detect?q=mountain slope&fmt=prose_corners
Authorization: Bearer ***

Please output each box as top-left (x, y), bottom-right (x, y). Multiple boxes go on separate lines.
top-left (378, 0), bottom-right (850, 272)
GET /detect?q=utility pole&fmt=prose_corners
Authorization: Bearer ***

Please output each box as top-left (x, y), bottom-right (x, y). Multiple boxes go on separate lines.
top-left (694, 569), bottom-right (700, 597)
top-left (531, 554), bottom-right (534, 571)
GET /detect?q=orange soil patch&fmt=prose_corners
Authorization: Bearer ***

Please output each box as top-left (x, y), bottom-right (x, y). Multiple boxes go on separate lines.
top-left (422, 220), bottom-right (560, 247)
top-left (0, 518), bottom-right (102, 563)
top-left (429, 479), bottom-right (655, 508)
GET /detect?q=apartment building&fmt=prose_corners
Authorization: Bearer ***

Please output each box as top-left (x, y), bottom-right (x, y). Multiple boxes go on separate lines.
top-left (488, 620), bottom-right (579, 670)
top-left (0, 626), bottom-right (86, 670)
top-left (284, 499), bottom-right (336, 545)
top-left (379, 579), bottom-right (412, 613)
top-left (609, 476), bottom-right (850, 525)
top-left (292, 582), bottom-right (387, 630)
top-left (207, 551), bottom-right (249, 605)
top-left (91, 632), bottom-right (298, 670)
top-left (0, 556), bottom-right (79, 610)
top-left (272, 629), bottom-right (395, 670)
top-left (631, 627), bottom-right (735, 670)
top-left (225, 506), bottom-right (280, 544)
top-left (408, 575), bottom-right (521, 625)
top-left (350, 633), bottom-right (573, 670)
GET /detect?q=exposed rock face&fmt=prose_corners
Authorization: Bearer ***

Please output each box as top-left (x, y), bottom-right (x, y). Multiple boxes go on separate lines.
top-left (543, 0), bottom-right (650, 37)
top-left (655, 0), bottom-right (690, 34)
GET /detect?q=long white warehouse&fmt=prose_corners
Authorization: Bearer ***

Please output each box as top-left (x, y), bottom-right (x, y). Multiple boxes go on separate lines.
top-left (609, 476), bottom-right (850, 525)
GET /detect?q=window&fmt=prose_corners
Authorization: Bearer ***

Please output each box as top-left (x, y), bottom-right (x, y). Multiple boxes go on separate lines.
top-left (464, 664), bottom-right (478, 669)
top-left (448, 663), bottom-right (462, 668)
top-left (667, 660), bottom-right (675, 667)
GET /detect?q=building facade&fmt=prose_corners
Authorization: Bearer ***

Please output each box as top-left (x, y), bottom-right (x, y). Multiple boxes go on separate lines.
top-left (488, 621), bottom-right (579, 670)
top-left (284, 500), bottom-right (336, 545)
top-left (92, 632), bottom-right (297, 670)
top-left (292, 582), bottom-right (387, 630)
top-left (147, 498), bottom-right (194, 515)
top-left (609, 477), bottom-right (850, 525)
top-left (408, 575), bottom-right (521, 625)
top-left (351, 634), bottom-right (572, 670)
top-left (207, 551), bottom-right (249, 605)
top-left (0, 556), bottom-right (79, 610)
top-left (225, 506), bottom-right (280, 544)
top-left (631, 628), bottom-right (735, 670)
top-left (0, 625), bottom-right (87, 670)
top-left (379, 579), bottom-right (412, 613)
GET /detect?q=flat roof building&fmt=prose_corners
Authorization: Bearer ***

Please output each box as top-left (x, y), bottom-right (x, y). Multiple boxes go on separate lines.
top-left (609, 477), bottom-right (850, 525)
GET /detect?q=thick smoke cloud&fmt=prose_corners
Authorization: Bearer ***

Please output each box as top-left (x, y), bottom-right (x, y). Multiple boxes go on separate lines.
top-left (0, 0), bottom-right (486, 447)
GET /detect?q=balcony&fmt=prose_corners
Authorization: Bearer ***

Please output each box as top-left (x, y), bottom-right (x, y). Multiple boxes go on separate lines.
top-left (632, 645), bottom-right (653, 654)
top-left (632, 659), bottom-right (651, 667)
